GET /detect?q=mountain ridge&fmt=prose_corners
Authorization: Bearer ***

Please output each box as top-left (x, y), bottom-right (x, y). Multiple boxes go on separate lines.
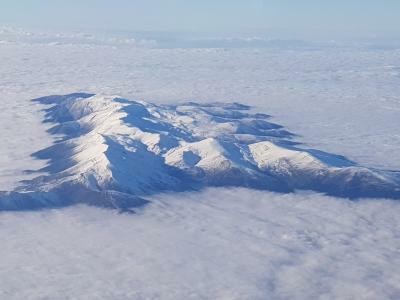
top-left (1, 93), bottom-right (399, 211)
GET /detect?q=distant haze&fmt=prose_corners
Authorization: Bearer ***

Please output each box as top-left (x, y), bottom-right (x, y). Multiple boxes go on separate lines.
top-left (1, 0), bottom-right (400, 39)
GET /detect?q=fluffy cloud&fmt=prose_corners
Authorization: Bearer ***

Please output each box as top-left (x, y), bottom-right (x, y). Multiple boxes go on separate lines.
top-left (1, 188), bottom-right (399, 299)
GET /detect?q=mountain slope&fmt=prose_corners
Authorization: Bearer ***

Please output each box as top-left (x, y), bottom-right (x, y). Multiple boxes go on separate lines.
top-left (1, 93), bottom-right (399, 210)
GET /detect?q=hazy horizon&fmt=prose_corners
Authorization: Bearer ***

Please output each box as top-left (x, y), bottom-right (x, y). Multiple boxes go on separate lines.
top-left (1, 0), bottom-right (400, 39)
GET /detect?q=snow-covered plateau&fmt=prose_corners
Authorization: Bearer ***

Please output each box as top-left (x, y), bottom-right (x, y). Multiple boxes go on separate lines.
top-left (1, 28), bottom-right (400, 299)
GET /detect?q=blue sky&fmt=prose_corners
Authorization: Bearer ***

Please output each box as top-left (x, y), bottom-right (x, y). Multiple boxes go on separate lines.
top-left (1, 0), bottom-right (399, 38)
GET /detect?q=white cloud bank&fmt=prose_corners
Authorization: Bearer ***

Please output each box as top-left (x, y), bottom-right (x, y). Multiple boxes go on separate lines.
top-left (1, 188), bottom-right (399, 299)
top-left (1, 29), bottom-right (400, 299)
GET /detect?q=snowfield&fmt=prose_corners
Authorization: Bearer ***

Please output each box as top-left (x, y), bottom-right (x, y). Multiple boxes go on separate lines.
top-left (1, 28), bottom-right (400, 299)
top-left (1, 93), bottom-right (399, 210)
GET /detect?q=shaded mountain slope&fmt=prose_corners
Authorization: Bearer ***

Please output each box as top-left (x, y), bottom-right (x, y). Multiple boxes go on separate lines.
top-left (1, 93), bottom-right (399, 210)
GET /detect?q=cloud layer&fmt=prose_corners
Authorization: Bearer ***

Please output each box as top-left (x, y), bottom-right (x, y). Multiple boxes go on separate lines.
top-left (1, 188), bottom-right (399, 299)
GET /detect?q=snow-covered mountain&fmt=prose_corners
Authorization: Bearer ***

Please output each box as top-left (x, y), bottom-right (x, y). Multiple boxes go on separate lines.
top-left (1, 93), bottom-right (399, 210)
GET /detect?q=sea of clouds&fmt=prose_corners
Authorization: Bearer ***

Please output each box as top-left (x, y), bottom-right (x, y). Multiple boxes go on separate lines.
top-left (1, 188), bottom-right (400, 299)
top-left (1, 27), bottom-right (400, 299)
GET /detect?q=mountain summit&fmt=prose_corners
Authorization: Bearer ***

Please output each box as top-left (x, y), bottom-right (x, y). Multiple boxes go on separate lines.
top-left (1, 93), bottom-right (399, 210)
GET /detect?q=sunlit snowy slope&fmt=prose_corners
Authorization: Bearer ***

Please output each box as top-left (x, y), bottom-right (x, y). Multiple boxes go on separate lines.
top-left (1, 93), bottom-right (399, 210)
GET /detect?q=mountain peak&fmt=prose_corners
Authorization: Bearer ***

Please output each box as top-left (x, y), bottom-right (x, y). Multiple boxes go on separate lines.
top-left (1, 93), bottom-right (399, 211)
